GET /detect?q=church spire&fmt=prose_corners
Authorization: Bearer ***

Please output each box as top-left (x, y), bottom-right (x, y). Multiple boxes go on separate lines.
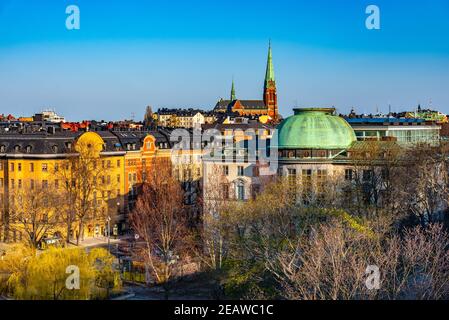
top-left (264, 40), bottom-right (275, 87)
top-left (230, 79), bottom-right (236, 101)
top-left (263, 41), bottom-right (278, 121)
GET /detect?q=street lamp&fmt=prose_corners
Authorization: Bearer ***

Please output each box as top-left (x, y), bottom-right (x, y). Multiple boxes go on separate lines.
top-left (106, 215), bottom-right (111, 252)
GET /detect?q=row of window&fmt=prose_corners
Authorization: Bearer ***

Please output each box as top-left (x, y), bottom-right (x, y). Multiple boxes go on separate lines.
top-left (221, 182), bottom-right (261, 201)
top-left (0, 175), bottom-right (121, 189)
top-left (0, 144), bottom-right (69, 154)
top-left (283, 168), bottom-right (382, 183)
top-left (222, 165), bottom-right (255, 177)
top-left (1, 159), bottom-right (121, 173)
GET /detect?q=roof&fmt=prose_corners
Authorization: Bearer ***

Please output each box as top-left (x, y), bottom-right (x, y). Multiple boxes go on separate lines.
top-left (345, 117), bottom-right (426, 124)
top-left (214, 99), bottom-right (267, 111)
top-left (0, 132), bottom-right (80, 155)
top-left (0, 129), bottom-right (174, 156)
top-left (276, 108), bottom-right (356, 149)
top-left (231, 100), bottom-right (266, 109)
top-left (202, 121), bottom-right (274, 132)
top-left (112, 130), bottom-right (172, 150)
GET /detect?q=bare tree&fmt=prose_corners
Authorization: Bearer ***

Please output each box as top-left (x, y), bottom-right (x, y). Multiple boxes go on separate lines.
top-left (56, 139), bottom-right (116, 245)
top-left (130, 158), bottom-right (189, 293)
top-left (402, 143), bottom-right (449, 226)
top-left (266, 222), bottom-right (449, 300)
top-left (8, 181), bottom-right (61, 248)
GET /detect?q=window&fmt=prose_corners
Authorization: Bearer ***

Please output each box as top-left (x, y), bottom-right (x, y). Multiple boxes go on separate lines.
top-left (116, 160), bottom-right (121, 168)
top-left (317, 170), bottom-right (327, 193)
top-left (381, 168), bottom-right (389, 180)
top-left (55, 180), bottom-right (59, 189)
top-left (345, 169), bottom-right (353, 181)
top-left (288, 168), bottom-right (297, 187)
top-left (30, 163), bottom-right (34, 172)
top-left (14, 145), bottom-right (20, 152)
top-left (237, 166), bottom-right (244, 176)
top-left (54, 163), bottom-right (59, 172)
top-left (302, 169), bottom-right (313, 205)
top-left (42, 163), bottom-right (48, 172)
top-left (107, 160), bottom-right (111, 168)
top-left (18, 179), bottom-right (22, 189)
top-left (222, 184), bottom-right (229, 200)
top-left (42, 180), bottom-right (48, 188)
top-left (10, 163), bottom-right (14, 172)
top-left (107, 176), bottom-right (111, 185)
top-left (18, 163), bottom-right (22, 172)
top-left (236, 182), bottom-right (245, 200)
top-left (117, 174), bottom-right (121, 183)
top-left (10, 179), bottom-right (15, 189)
top-left (288, 168), bottom-right (297, 176)
top-left (26, 146), bottom-right (32, 153)
top-left (30, 179), bottom-right (35, 189)
top-left (0, 145), bottom-right (5, 153)
top-left (0, 178), bottom-right (3, 188)
top-left (363, 170), bottom-right (373, 182)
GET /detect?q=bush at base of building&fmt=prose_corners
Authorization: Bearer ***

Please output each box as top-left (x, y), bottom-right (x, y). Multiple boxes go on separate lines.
top-left (0, 246), bottom-right (121, 300)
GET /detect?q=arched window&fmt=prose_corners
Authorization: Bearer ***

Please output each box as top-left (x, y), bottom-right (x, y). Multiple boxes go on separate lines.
top-left (14, 145), bottom-right (21, 152)
top-left (235, 179), bottom-right (245, 201)
top-left (26, 146), bottom-right (32, 153)
top-left (0, 145), bottom-right (6, 153)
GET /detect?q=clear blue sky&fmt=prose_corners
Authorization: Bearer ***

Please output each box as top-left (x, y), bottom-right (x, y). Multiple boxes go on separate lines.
top-left (0, 0), bottom-right (448, 121)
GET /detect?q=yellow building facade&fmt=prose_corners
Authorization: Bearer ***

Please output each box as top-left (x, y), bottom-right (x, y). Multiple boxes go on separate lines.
top-left (0, 131), bottom-right (126, 244)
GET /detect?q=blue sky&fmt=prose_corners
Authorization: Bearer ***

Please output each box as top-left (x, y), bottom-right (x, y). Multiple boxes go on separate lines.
top-left (0, 0), bottom-right (448, 120)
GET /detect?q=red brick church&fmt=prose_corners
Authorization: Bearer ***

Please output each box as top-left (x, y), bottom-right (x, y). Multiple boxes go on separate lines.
top-left (214, 43), bottom-right (279, 121)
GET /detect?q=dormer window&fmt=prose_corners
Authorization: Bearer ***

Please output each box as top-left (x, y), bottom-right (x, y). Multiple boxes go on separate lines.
top-left (14, 145), bottom-right (21, 152)
top-left (52, 145), bottom-right (58, 153)
top-left (0, 145), bottom-right (5, 153)
top-left (127, 144), bottom-right (131, 151)
top-left (26, 146), bottom-right (32, 153)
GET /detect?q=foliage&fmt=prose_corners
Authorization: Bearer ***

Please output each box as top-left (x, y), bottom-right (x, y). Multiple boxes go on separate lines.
top-left (0, 246), bottom-right (121, 300)
top-left (201, 175), bottom-right (449, 300)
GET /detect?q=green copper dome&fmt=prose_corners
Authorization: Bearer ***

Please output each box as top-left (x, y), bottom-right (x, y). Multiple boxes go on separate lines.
top-left (276, 108), bottom-right (356, 149)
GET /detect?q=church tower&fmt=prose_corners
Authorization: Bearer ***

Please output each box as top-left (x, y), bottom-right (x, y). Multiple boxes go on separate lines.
top-left (263, 41), bottom-right (278, 119)
top-left (230, 79), bottom-right (236, 101)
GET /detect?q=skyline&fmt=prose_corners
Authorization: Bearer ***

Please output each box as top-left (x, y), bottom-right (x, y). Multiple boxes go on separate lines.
top-left (0, 0), bottom-right (449, 121)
